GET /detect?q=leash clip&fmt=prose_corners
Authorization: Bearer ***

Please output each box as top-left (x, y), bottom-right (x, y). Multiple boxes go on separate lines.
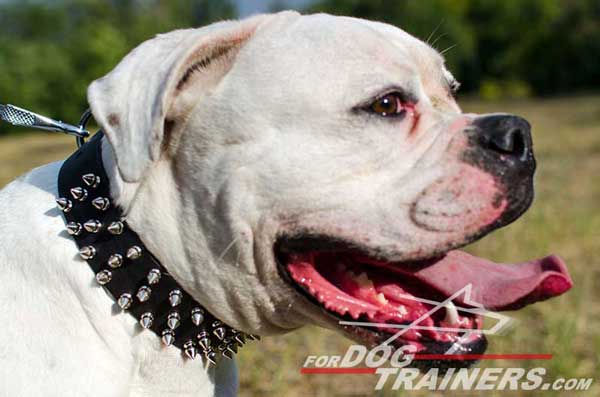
top-left (0, 104), bottom-right (93, 147)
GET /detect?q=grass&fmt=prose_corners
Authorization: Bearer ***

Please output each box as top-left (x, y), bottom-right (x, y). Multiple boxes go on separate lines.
top-left (1, 96), bottom-right (598, 396)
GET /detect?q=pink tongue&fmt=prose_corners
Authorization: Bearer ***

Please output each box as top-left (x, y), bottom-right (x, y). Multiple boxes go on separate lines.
top-left (407, 250), bottom-right (572, 310)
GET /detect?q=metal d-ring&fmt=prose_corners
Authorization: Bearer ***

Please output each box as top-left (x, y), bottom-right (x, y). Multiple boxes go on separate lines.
top-left (77, 109), bottom-right (94, 147)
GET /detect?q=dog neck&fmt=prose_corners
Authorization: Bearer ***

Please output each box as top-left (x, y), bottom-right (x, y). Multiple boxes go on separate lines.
top-left (56, 132), bottom-right (258, 365)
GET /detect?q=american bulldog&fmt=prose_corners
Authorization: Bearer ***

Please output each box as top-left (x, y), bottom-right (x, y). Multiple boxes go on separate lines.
top-left (0, 11), bottom-right (572, 397)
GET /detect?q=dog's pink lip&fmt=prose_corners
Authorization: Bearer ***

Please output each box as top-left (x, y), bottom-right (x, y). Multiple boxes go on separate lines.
top-left (283, 247), bottom-right (572, 342)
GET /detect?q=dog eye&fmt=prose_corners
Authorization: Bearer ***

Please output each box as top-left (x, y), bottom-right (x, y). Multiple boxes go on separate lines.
top-left (369, 93), bottom-right (406, 118)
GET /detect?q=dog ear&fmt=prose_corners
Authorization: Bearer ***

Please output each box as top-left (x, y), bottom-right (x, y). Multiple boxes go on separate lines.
top-left (87, 15), bottom-right (270, 182)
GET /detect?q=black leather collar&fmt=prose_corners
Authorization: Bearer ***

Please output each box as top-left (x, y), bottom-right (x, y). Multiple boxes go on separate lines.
top-left (56, 132), bottom-right (256, 364)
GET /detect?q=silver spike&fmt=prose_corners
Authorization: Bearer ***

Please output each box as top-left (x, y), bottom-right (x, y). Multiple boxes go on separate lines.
top-left (204, 349), bottom-right (217, 365)
top-left (213, 327), bottom-right (226, 341)
top-left (91, 197), bottom-right (110, 211)
top-left (247, 333), bottom-right (260, 341)
top-left (107, 254), bottom-right (123, 268)
top-left (167, 312), bottom-right (181, 330)
top-left (222, 349), bottom-right (233, 359)
top-left (227, 343), bottom-right (238, 354)
top-left (136, 286), bottom-right (151, 302)
top-left (147, 268), bottom-right (161, 285)
top-left (183, 341), bottom-right (198, 360)
top-left (233, 333), bottom-right (245, 345)
top-left (126, 246), bottom-right (142, 260)
top-left (70, 187), bottom-right (88, 201)
top-left (56, 197), bottom-right (72, 212)
top-left (197, 331), bottom-right (210, 350)
top-left (161, 329), bottom-right (175, 346)
top-left (79, 245), bottom-right (96, 260)
top-left (95, 270), bottom-right (112, 285)
top-left (83, 219), bottom-right (102, 233)
top-left (82, 173), bottom-right (100, 188)
top-left (168, 289), bottom-right (183, 307)
top-left (117, 293), bottom-right (133, 310)
top-left (191, 307), bottom-right (205, 326)
top-left (107, 221), bottom-right (124, 235)
top-left (66, 221), bottom-right (82, 236)
top-left (139, 312), bottom-right (154, 329)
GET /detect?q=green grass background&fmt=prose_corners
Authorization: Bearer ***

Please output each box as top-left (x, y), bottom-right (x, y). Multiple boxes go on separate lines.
top-left (1, 97), bottom-right (598, 396)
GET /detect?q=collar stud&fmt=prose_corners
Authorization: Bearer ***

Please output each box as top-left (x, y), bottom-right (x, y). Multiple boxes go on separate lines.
top-left (136, 286), bottom-right (152, 302)
top-left (95, 270), bottom-right (112, 285)
top-left (70, 187), bottom-right (88, 201)
top-left (107, 221), bottom-right (124, 235)
top-left (168, 289), bottom-right (183, 307)
top-left (117, 293), bottom-right (133, 310)
top-left (92, 197), bottom-right (110, 211)
top-left (82, 173), bottom-right (100, 188)
top-left (56, 197), bottom-right (73, 212)
top-left (66, 221), bottom-right (82, 236)
top-left (139, 312), bottom-right (154, 329)
top-left (79, 245), bottom-right (96, 260)
top-left (126, 245), bottom-right (142, 260)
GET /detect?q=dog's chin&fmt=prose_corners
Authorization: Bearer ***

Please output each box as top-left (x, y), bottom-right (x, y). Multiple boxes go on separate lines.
top-left (273, 218), bottom-right (572, 372)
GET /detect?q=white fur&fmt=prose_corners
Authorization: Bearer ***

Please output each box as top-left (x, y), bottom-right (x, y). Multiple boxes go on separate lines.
top-left (0, 11), bottom-right (501, 396)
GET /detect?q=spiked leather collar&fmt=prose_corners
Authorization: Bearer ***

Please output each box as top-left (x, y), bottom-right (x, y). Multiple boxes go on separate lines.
top-left (56, 132), bottom-right (256, 364)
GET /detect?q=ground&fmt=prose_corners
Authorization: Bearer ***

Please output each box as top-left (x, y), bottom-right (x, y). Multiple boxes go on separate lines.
top-left (1, 96), bottom-right (598, 396)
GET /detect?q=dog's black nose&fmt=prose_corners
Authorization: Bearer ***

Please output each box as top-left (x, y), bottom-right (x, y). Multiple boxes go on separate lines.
top-left (474, 114), bottom-right (532, 161)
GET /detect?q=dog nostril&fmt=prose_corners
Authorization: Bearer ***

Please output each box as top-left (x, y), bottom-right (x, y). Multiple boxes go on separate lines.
top-left (475, 115), bottom-right (532, 162)
top-left (490, 128), bottom-right (526, 157)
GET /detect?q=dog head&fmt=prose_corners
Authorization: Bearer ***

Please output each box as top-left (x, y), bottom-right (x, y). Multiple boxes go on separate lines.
top-left (89, 12), bottom-right (571, 368)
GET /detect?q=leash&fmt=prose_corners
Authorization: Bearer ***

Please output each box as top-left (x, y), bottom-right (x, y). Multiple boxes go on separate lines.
top-left (2, 104), bottom-right (258, 363)
top-left (0, 104), bottom-right (91, 147)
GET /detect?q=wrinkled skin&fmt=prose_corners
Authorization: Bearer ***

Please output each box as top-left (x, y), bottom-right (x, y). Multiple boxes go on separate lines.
top-left (0, 11), bottom-right (536, 396)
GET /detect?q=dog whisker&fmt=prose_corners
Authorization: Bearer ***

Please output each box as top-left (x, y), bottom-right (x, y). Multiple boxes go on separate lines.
top-left (440, 43), bottom-right (458, 55)
top-left (430, 32), bottom-right (448, 49)
top-left (426, 19), bottom-right (445, 45)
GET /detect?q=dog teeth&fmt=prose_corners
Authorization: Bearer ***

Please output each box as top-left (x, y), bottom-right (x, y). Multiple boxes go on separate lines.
top-left (398, 305), bottom-right (408, 315)
top-left (375, 293), bottom-right (388, 305)
top-left (353, 272), bottom-right (374, 289)
top-left (443, 301), bottom-right (459, 325)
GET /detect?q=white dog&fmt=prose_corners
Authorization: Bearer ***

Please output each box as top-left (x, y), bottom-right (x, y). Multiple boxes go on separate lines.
top-left (0, 11), bottom-right (572, 396)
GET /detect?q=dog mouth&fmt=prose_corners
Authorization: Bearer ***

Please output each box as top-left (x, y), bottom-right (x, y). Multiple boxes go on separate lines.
top-left (275, 235), bottom-right (572, 369)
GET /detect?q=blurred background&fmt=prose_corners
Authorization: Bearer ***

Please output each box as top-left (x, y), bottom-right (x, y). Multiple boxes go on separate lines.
top-left (0, 1), bottom-right (598, 396)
